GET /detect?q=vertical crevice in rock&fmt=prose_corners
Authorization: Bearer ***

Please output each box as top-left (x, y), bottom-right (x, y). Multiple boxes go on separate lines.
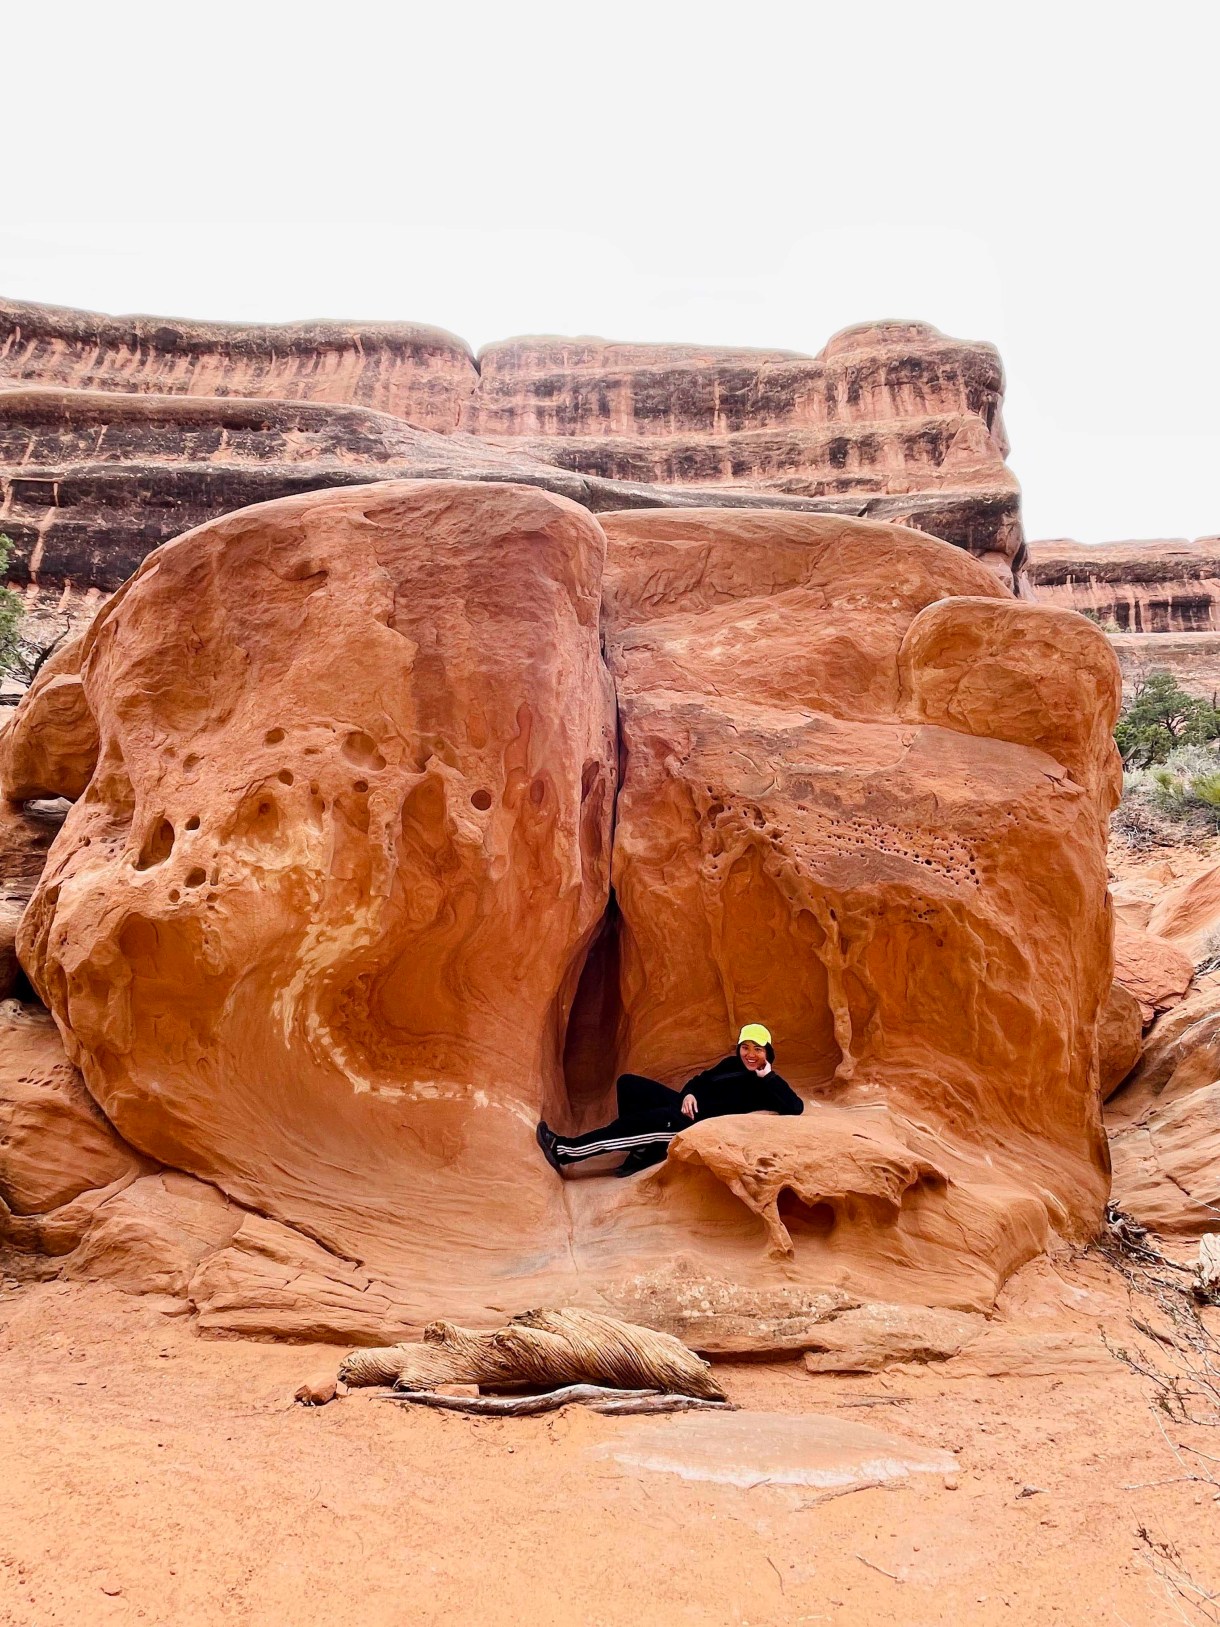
top-left (556, 894), bottom-right (626, 1134)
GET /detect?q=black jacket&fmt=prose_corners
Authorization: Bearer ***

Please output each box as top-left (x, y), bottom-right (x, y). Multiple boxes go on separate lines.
top-left (683, 1055), bottom-right (804, 1121)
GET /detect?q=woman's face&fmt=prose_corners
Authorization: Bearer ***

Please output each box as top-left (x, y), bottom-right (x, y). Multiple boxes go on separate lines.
top-left (739, 1040), bottom-right (767, 1072)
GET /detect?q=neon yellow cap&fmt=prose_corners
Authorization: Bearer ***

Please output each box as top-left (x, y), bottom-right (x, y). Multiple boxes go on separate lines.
top-left (737, 1023), bottom-right (772, 1048)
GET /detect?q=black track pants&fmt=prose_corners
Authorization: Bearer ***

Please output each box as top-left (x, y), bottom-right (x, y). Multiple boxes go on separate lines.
top-left (551, 1073), bottom-right (686, 1165)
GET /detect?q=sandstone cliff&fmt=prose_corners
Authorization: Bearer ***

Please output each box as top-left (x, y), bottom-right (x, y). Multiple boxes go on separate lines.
top-left (0, 297), bottom-right (476, 429)
top-left (0, 387), bottom-right (605, 595)
top-left (1028, 537), bottom-right (1220, 697)
top-left (1, 300), bottom-right (1026, 625)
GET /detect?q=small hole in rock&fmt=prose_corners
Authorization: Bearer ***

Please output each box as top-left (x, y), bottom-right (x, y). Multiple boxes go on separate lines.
top-left (470, 789), bottom-right (493, 811)
top-left (342, 731), bottom-right (386, 771)
top-left (278, 770), bottom-right (294, 786)
top-left (353, 779), bottom-right (368, 794)
top-left (135, 819), bottom-right (176, 871)
top-left (185, 868), bottom-right (207, 888)
top-left (185, 816), bottom-right (200, 832)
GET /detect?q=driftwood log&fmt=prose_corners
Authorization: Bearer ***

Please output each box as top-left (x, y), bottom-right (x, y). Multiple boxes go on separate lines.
top-left (385, 1384), bottom-right (732, 1416)
top-left (338, 1306), bottom-right (725, 1401)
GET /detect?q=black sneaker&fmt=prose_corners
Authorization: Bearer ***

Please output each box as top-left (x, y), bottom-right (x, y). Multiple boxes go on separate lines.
top-left (615, 1146), bottom-right (664, 1178)
top-left (536, 1121), bottom-right (564, 1175)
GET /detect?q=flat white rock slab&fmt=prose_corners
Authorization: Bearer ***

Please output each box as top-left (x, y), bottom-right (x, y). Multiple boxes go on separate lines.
top-left (594, 1410), bottom-right (958, 1490)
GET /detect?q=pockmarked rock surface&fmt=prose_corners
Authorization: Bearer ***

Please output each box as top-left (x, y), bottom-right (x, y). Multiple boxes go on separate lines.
top-left (10, 480), bottom-right (616, 1328)
top-left (1, 483), bottom-right (1121, 1341)
top-left (563, 507), bottom-right (1121, 1315)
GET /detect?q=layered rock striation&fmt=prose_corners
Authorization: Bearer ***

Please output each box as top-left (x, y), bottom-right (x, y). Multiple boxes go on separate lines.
top-left (1, 300), bottom-right (1026, 625)
top-left (470, 324), bottom-right (1022, 577)
top-left (0, 297), bottom-right (476, 430)
top-left (1028, 538), bottom-right (1220, 697)
top-left (0, 387), bottom-right (614, 596)
top-left (0, 482), bottom-right (1121, 1341)
top-left (1029, 538), bottom-right (1220, 634)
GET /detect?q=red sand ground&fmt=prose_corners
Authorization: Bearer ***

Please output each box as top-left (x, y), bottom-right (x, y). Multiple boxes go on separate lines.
top-left (1, 1252), bottom-right (1218, 1625)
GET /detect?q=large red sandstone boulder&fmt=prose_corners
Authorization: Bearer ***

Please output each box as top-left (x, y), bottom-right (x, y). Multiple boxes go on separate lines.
top-left (1, 486), bottom-right (1121, 1340)
top-left (587, 509), bottom-right (1119, 1277)
top-left (13, 481), bottom-right (615, 1323)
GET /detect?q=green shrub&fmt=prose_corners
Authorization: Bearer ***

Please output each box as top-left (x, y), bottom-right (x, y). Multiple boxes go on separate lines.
top-left (1115, 671), bottom-right (1220, 769)
top-left (1115, 742), bottom-right (1220, 847)
top-left (0, 536), bottom-right (21, 678)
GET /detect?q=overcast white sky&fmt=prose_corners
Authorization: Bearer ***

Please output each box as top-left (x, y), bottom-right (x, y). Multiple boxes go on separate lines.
top-left (5, 2), bottom-right (1217, 543)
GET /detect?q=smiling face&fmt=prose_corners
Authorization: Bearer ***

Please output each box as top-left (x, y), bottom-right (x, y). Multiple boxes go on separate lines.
top-left (738, 1040), bottom-right (768, 1072)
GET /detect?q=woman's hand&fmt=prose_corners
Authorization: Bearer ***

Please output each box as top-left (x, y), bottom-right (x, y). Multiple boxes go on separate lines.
top-left (681, 1094), bottom-right (698, 1119)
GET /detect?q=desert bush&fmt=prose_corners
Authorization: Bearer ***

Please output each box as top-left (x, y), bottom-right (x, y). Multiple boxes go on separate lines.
top-left (1116, 672), bottom-right (1220, 770)
top-left (0, 533), bottom-right (77, 704)
top-left (1110, 795), bottom-right (1205, 853)
top-left (0, 537), bottom-right (22, 678)
top-left (1113, 744), bottom-right (1220, 849)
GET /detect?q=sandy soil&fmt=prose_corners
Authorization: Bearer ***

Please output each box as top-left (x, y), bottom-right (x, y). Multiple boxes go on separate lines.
top-left (1, 1252), bottom-right (1217, 1627)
